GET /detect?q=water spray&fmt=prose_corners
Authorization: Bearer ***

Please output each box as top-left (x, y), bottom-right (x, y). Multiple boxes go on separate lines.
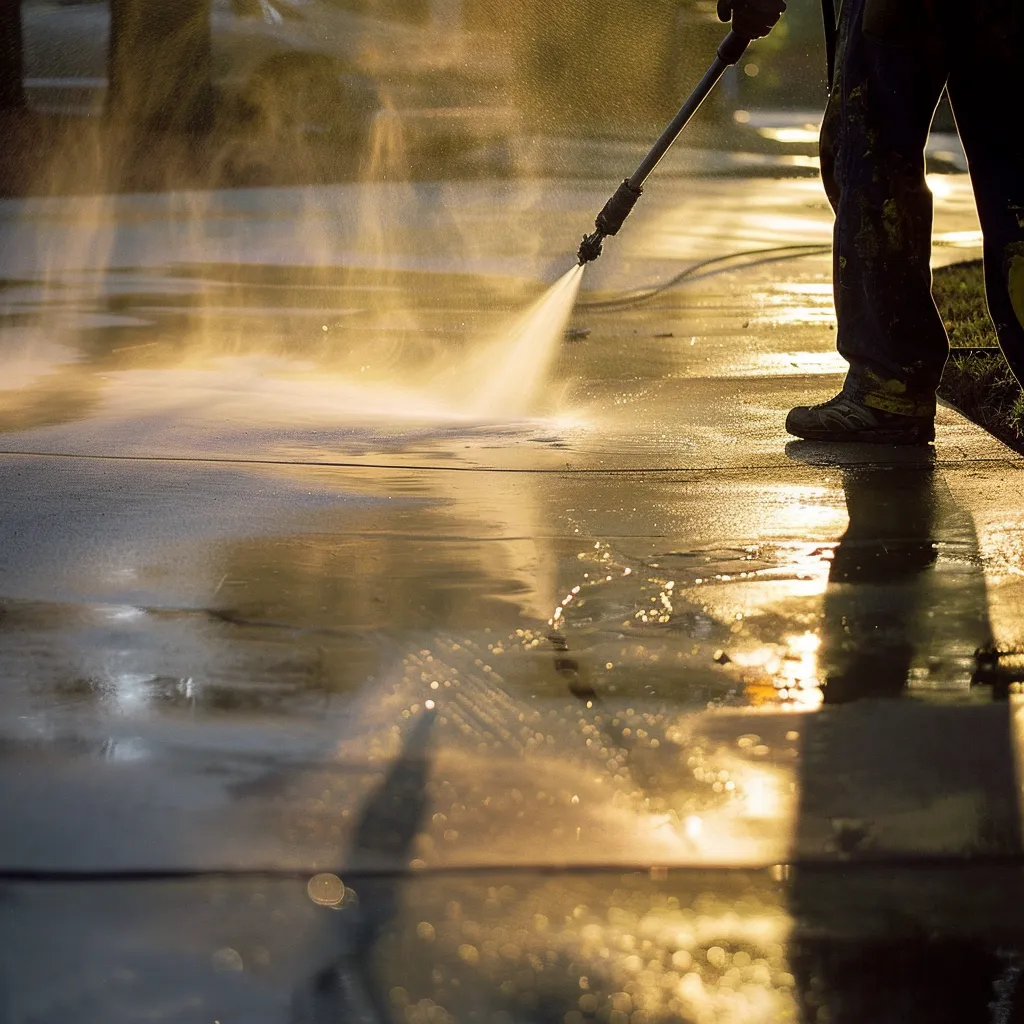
top-left (577, 31), bottom-right (750, 266)
top-left (424, 33), bottom-right (753, 417)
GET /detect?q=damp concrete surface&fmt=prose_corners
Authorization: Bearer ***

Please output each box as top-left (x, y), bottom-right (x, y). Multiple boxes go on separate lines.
top-left (1, 171), bottom-right (1024, 1022)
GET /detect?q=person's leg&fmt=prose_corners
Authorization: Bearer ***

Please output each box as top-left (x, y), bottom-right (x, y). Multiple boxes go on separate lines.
top-left (944, 0), bottom-right (1024, 386)
top-left (789, 0), bottom-right (949, 442)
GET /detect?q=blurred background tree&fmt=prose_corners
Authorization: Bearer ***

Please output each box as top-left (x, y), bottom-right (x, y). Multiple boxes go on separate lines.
top-left (736, 0), bottom-right (828, 110)
top-left (478, 0), bottom-right (827, 137)
top-left (108, 0), bottom-right (214, 135)
top-left (0, 0), bottom-right (25, 110)
top-left (0, 0), bottom-right (832, 197)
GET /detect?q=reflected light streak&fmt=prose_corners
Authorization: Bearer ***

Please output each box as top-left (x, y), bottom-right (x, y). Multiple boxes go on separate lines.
top-left (742, 352), bottom-right (847, 377)
top-left (735, 154), bottom-right (820, 171)
top-left (934, 229), bottom-right (984, 248)
top-left (926, 173), bottom-right (956, 201)
top-left (774, 497), bottom-right (845, 537)
top-left (97, 604), bottom-right (145, 623)
top-left (735, 632), bottom-right (824, 709)
top-left (749, 282), bottom-right (836, 327)
top-left (631, 751), bottom-right (797, 865)
top-left (744, 774), bottom-right (781, 820)
top-left (109, 669), bottom-right (153, 712)
top-left (756, 126), bottom-right (820, 144)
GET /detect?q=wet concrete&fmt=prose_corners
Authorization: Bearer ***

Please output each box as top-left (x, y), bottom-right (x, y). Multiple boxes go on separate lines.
top-left (2, 172), bottom-right (1024, 1021)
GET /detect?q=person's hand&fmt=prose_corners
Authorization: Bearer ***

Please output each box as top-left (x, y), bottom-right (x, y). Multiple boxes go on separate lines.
top-left (717, 0), bottom-right (787, 39)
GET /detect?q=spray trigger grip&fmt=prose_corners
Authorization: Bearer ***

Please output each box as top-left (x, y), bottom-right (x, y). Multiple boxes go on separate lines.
top-left (595, 180), bottom-right (644, 237)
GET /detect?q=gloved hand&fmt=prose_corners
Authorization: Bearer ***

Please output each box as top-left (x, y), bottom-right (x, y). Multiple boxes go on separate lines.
top-left (717, 0), bottom-right (787, 39)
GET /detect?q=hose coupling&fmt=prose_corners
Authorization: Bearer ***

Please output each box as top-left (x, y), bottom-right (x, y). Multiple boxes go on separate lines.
top-left (577, 180), bottom-right (644, 264)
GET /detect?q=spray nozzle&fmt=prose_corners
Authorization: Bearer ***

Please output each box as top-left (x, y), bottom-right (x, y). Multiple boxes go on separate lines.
top-left (577, 231), bottom-right (605, 265)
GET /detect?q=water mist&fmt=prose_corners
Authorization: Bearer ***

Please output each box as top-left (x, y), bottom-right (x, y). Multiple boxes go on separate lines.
top-left (442, 264), bottom-right (585, 419)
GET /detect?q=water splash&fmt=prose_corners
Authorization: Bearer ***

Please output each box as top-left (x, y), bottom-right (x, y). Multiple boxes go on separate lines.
top-left (439, 264), bottom-right (585, 419)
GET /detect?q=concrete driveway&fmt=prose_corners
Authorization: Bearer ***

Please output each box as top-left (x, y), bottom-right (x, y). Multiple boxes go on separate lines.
top-left (1, 171), bottom-right (1023, 1023)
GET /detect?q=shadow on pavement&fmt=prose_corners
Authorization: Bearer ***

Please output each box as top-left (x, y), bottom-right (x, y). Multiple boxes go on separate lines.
top-left (291, 709), bottom-right (435, 1023)
top-left (785, 441), bottom-right (1024, 1022)
top-left (819, 458), bottom-right (943, 704)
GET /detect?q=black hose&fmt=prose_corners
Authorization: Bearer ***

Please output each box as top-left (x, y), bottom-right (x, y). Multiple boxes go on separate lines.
top-left (577, 243), bottom-right (831, 312)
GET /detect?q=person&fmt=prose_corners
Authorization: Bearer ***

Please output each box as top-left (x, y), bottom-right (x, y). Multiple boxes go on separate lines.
top-left (718, 0), bottom-right (1024, 444)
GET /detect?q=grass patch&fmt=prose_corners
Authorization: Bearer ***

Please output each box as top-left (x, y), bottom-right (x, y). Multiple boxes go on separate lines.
top-left (934, 259), bottom-right (1024, 451)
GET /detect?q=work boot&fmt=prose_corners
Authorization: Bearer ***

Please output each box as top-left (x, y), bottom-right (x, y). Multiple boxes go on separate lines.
top-left (786, 392), bottom-right (935, 444)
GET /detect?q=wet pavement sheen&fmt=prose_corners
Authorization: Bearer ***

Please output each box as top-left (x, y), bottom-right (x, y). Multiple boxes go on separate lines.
top-left (3, 175), bottom-right (1024, 1022)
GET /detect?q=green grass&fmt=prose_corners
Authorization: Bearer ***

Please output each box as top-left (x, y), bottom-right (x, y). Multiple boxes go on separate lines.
top-left (934, 259), bottom-right (1024, 451)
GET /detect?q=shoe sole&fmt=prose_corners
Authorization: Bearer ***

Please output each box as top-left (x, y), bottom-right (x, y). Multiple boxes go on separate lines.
top-left (785, 422), bottom-right (935, 445)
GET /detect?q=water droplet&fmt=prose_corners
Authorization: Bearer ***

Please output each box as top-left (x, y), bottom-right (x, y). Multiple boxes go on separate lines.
top-left (307, 872), bottom-right (345, 906)
top-left (707, 946), bottom-right (727, 968)
top-left (212, 947), bottom-right (243, 972)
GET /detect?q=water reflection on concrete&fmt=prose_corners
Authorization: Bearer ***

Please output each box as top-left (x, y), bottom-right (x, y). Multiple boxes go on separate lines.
top-left (6, 866), bottom-right (1024, 1023)
top-left (785, 452), bottom-right (1024, 1024)
top-left (785, 449), bottom-right (995, 703)
top-left (3, 175), bottom-right (1024, 1020)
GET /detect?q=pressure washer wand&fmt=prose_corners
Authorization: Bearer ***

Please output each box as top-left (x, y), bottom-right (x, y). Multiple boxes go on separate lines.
top-left (577, 31), bottom-right (751, 265)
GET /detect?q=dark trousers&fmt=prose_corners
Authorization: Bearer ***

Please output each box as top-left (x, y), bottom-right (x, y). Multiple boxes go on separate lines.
top-left (821, 0), bottom-right (1024, 414)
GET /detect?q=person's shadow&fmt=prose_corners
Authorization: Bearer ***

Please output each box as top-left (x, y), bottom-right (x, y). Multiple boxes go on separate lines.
top-left (290, 709), bottom-right (436, 1024)
top-left (784, 440), bottom-right (997, 705)
top-left (820, 451), bottom-right (953, 703)
top-left (785, 441), bottom-right (1024, 1023)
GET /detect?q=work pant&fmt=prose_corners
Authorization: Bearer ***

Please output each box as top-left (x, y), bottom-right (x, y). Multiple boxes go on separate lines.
top-left (821, 0), bottom-right (1024, 415)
